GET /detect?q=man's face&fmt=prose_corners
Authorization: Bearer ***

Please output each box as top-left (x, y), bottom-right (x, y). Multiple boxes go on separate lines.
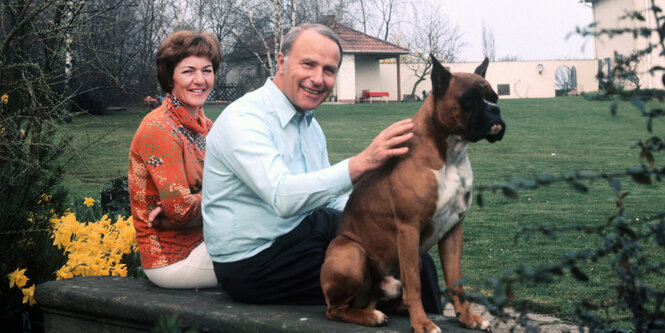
top-left (274, 29), bottom-right (340, 111)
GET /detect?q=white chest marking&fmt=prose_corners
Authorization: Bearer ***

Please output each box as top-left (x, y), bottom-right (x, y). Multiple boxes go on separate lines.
top-left (420, 136), bottom-right (473, 253)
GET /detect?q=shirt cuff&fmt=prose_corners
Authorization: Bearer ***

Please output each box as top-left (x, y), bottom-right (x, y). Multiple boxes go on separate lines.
top-left (327, 158), bottom-right (353, 196)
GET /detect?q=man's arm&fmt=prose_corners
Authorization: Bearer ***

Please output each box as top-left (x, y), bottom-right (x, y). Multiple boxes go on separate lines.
top-left (139, 123), bottom-right (203, 227)
top-left (211, 111), bottom-right (353, 219)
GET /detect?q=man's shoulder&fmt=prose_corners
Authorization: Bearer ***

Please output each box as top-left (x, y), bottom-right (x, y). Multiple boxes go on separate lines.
top-left (209, 87), bottom-right (276, 140)
top-left (231, 82), bottom-right (272, 105)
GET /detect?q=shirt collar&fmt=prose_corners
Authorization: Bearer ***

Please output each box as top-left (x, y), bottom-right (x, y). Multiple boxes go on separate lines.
top-left (265, 78), bottom-right (314, 128)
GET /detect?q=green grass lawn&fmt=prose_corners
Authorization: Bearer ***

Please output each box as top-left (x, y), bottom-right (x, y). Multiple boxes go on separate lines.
top-left (59, 96), bottom-right (664, 323)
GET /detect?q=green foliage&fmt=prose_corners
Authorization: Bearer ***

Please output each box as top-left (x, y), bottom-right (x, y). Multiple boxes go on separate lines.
top-left (0, 103), bottom-right (71, 329)
top-left (1, 0), bottom-right (81, 330)
top-left (472, 3), bottom-right (665, 331)
top-left (100, 176), bottom-right (131, 218)
top-left (152, 315), bottom-right (199, 333)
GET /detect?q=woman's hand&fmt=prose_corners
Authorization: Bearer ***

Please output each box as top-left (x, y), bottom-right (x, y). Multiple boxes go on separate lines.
top-left (147, 204), bottom-right (168, 228)
top-left (147, 202), bottom-right (202, 229)
top-left (348, 118), bottom-right (414, 183)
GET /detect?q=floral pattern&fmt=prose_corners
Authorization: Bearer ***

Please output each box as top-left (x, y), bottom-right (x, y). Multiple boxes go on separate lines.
top-left (128, 94), bottom-right (212, 269)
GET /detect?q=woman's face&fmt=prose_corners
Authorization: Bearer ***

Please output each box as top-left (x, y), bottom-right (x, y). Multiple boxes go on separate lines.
top-left (171, 55), bottom-right (214, 115)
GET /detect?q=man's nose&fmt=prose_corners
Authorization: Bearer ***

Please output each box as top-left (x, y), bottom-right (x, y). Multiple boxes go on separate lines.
top-left (310, 68), bottom-right (323, 86)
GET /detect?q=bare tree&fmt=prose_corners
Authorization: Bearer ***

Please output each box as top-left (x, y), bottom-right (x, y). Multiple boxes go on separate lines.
top-left (0, 0), bottom-right (150, 327)
top-left (498, 55), bottom-right (519, 62)
top-left (481, 20), bottom-right (496, 61)
top-left (373, 0), bottom-right (407, 41)
top-left (357, 0), bottom-right (369, 33)
top-left (237, 0), bottom-right (297, 76)
top-left (402, 1), bottom-right (465, 98)
top-left (232, 0), bottom-right (351, 82)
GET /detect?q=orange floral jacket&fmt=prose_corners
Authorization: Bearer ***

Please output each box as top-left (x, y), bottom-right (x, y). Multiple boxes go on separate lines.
top-left (128, 94), bottom-right (213, 269)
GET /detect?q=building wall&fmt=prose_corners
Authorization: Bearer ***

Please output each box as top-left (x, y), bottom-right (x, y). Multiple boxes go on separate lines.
top-left (354, 55), bottom-right (382, 98)
top-left (379, 59), bottom-right (599, 99)
top-left (336, 54), bottom-right (357, 103)
top-left (592, 0), bottom-right (665, 89)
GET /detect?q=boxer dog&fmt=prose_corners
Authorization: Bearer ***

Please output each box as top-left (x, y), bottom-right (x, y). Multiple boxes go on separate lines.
top-left (320, 55), bottom-right (505, 333)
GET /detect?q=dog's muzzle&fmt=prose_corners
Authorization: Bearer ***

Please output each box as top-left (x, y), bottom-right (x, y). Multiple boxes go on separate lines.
top-left (465, 103), bottom-right (506, 143)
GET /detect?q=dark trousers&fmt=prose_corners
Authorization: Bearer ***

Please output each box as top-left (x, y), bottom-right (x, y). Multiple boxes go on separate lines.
top-left (213, 208), bottom-right (443, 314)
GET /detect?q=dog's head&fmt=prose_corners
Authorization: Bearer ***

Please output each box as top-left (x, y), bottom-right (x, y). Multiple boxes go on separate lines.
top-left (430, 54), bottom-right (506, 143)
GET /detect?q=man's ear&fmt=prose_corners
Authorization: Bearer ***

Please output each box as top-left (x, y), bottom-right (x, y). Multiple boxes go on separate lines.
top-left (474, 57), bottom-right (489, 78)
top-left (431, 54), bottom-right (451, 98)
top-left (276, 52), bottom-right (285, 74)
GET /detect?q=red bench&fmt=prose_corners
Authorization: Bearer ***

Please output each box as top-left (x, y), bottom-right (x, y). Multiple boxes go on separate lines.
top-left (360, 90), bottom-right (389, 103)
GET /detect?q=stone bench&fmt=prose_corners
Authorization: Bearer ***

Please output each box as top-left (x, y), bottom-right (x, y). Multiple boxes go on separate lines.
top-left (35, 276), bottom-right (475, 332)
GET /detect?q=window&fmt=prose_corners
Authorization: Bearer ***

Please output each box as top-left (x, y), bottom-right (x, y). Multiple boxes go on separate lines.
top-left (497, 84), bottom-right (510, 96)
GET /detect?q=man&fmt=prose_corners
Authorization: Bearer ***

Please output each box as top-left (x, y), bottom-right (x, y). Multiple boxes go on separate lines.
top-left (202, 23), bottom-right (441, 312)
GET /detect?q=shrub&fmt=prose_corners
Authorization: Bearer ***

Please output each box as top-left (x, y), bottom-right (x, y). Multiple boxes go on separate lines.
top-left (100, 176), bottom-right (131, 218)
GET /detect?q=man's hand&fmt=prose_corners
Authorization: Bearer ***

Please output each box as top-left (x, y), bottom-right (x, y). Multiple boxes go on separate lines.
top-left (348, 118), bottom-right (414, 183)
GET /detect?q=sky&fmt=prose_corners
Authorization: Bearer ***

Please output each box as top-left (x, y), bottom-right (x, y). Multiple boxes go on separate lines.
top-left (441, 0), bottom-right (596, 62)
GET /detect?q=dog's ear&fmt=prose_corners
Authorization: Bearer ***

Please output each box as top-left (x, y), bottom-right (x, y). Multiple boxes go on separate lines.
top-left (474, 57), bottom-right (489, 78)
top-left (430, 54), bottom-right (451, 97)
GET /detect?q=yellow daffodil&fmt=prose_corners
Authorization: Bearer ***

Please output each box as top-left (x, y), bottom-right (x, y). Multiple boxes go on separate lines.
top-left (7, 268), bottom-right (29, 288)
top-left (55, 266), bottom-right (74, 280)
top-left (1, 93), bottom-right (8, 104)
top-left (21, 285), bottom-right (36, 306)
top-left (83, 197), bottom-right (95, 207)
top-left (50, 207), bottom-right (138, 280)
top-left (37, 194), bottom-right (51, 205)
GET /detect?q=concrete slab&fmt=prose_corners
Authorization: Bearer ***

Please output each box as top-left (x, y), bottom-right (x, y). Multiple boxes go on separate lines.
top-left (35, 276), bottom-right (476, 333)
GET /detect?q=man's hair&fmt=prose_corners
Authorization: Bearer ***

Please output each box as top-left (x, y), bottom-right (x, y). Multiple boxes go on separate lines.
top-left (281, 23), bottom-right (343, 68)
top-left (156, 30), bottom-right (222, 93)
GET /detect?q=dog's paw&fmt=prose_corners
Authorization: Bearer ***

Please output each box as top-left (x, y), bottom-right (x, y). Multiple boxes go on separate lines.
top-left (459, 312), bottom-right (491, 331)
top-left (411, 319), bottom-right (440, 333)
top-left (427, 326), bottom-right (442, 333)
top-left (371, 309), bottom-right (388, 325)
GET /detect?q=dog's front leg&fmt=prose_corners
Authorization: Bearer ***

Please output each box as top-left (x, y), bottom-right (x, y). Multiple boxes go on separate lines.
top-left (397, 224), bottom-right (441, 333)
top-left (439, 221), bottom-right (490, 331)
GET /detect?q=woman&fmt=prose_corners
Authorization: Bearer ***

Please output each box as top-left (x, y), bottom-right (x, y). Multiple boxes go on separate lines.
top-left (128, 30), bottom-right (221, 289)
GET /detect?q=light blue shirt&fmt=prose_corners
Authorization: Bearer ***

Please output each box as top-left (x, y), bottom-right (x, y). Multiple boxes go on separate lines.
top-left (202, 79), bottom-right (352, 263)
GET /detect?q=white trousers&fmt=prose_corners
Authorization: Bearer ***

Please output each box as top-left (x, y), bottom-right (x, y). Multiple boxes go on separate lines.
top-left (143, 242), bottom-right (218, 289)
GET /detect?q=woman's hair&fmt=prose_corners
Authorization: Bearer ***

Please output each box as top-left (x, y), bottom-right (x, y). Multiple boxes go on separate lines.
top-left (156, 30), bottom-right (222, 93)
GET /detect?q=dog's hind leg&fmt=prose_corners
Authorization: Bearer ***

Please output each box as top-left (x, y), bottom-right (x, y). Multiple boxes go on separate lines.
top-left (321, 238), bottom-right (388, 326)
